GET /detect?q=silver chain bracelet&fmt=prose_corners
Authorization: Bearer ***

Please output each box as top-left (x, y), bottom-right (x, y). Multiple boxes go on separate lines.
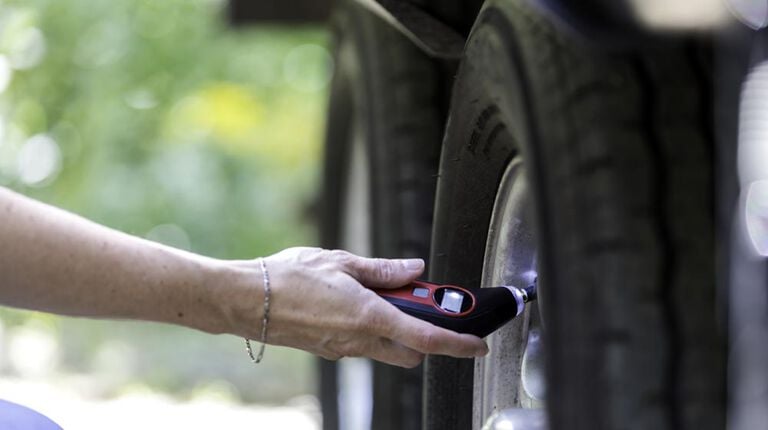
top-left (245, 257), bottom-right (271, 364)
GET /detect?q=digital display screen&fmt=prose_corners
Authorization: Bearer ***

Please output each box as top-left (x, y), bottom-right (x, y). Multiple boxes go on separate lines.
top-left (440, 290), bottom-right (464, 313)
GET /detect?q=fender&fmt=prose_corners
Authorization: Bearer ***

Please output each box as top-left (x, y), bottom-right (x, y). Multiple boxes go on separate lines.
top-left (352, 0), bottom-right (737, 59)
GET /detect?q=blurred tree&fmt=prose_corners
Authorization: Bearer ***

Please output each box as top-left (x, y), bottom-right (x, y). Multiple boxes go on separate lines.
top-left (0, 0), bottom-right (331, 404)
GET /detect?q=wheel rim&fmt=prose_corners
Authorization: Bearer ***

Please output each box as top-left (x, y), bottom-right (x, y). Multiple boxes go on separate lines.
top-left (474, 156), bottom-right (544, 428)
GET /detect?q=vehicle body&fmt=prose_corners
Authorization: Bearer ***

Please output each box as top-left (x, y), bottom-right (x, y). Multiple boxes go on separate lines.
top-left (229, 1), bottom-right (765, 429)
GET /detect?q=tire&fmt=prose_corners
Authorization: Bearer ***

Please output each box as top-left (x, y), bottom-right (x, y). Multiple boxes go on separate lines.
top-left (319, 1), bottom-right (446, 429)
top-left (425, 1), bottom-right (726, 429)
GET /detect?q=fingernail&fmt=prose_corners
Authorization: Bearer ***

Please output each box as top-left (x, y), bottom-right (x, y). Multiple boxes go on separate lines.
top-left (401, 258), bottom-right (424, 271)
top-left (476, 345), bottom-right (489, 356)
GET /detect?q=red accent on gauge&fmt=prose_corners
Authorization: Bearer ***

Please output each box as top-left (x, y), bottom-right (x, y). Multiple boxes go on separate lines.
top-left (376, 280), bottom-right (477, 317)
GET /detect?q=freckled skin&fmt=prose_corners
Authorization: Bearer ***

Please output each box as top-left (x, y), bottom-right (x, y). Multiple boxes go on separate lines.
top-left (0, 187), bottom-right (488, 367)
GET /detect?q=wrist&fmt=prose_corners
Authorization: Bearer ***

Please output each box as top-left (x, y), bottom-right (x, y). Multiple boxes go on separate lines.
top-left (198, 259), bottom-right (265, 338)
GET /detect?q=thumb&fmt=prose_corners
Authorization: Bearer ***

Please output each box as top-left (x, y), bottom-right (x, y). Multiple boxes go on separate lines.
top-left (344, 256), bottom-right (425, 289)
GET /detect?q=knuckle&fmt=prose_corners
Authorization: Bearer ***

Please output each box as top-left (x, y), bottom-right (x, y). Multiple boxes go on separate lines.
top-left (358, 307), bottom-right (382, 334)
top-left (375, 259), bottom-right (394, 282)
top-left (417, 329), bottom-right (437, 352)
top-left (358, 295), bottom-right (391, 333)
top-left (293, 247), bottom-right (322, 264)
top-left (329, 249), bottom-right (354, 267)
top-left (296, 246), bottom-right (320, 256)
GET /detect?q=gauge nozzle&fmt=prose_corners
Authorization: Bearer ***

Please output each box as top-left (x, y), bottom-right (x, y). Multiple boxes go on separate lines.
top-left (503, 283), bottom-right (537, 305)
top-left (523, 283), bottom-right (537, 303)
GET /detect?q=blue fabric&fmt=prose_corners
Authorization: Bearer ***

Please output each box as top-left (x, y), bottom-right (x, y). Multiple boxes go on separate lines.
top-left (0, 399), bottom-right (62, 429)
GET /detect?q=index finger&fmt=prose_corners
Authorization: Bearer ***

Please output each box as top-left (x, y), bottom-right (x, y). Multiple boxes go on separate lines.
top-left (375, 301), bottom-right (489, 358)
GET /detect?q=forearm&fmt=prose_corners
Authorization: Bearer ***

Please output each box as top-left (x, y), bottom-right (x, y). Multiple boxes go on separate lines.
top-left (0, 187), bottom-right (252, 334)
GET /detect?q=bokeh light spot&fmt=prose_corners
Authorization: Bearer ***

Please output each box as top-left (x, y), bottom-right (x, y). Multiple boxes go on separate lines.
top-left (8, 323), bottom-right (60, 379)
top-left (7, 27), bottom-right (46, 70)
top-left (16, 134), bottom-right (62, 187)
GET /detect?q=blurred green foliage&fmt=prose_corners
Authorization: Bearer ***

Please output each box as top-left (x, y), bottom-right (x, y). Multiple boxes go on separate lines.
top-left (0, 0), bottom-right (331, 404)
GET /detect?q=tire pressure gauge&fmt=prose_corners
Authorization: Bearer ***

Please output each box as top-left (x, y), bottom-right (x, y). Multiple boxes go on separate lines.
top-left (375, 280), bottom-right (537, 338)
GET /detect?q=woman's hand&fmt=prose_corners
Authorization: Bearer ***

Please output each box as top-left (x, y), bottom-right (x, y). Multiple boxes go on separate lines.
top-left (227, 247), bottom-right (488, 368)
